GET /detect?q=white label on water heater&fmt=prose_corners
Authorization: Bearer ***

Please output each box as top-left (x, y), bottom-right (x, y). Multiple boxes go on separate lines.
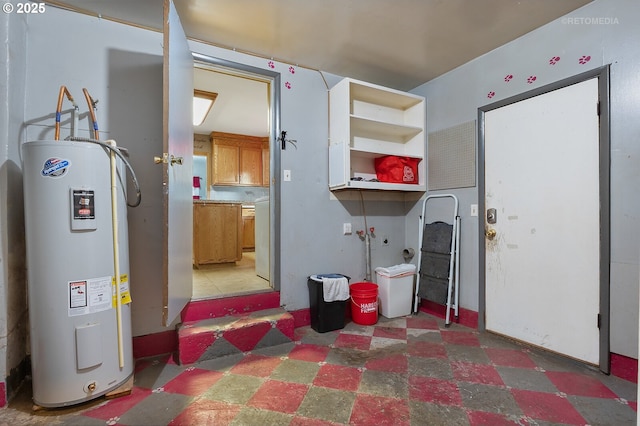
top-left (70, 188), bottom-right (97, 231)
top-left (68, 276), bottom-right (113, 317)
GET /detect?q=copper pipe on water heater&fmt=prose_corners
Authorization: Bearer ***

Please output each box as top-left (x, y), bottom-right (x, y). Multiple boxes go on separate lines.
top-left (82, 88), bottom-right (100, 140)
top-left (55, 86), bottom-right (77, 140)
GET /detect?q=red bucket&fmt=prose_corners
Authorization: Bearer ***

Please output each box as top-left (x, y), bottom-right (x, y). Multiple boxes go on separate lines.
top-left (350, 282), bottom-right (378, 325)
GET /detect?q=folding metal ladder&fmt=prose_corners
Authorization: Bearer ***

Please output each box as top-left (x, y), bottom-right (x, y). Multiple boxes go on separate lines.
top-left (413, 194), bottom-right (460, 326)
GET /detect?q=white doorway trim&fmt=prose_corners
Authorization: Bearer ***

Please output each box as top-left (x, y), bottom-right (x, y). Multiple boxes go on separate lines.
top-left (192, 52), bottom-right (282, 292)
top-left (477, 66), bottom-right (611, 373)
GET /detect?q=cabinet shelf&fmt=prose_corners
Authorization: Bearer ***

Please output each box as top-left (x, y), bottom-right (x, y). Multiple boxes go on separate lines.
top-left (350, 148), bottom-right (422, 160)
top-left (351, 115), bottom-right (423, 142)
top-left (350, 81), bottom-right (423, 111)
top-left (329, 78), bottom-right (426, 192)
top-left (332, 180), bottom-right (425, 191)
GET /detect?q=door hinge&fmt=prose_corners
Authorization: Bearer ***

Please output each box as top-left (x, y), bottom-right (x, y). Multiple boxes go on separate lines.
top-left (597, 313), bottom-right (601, 329)
top-left (596, 101), bottom-right (601, 116)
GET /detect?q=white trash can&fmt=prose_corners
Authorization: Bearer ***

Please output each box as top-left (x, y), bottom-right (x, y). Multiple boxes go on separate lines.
top-left (375, 264), bottom-right (417, 318)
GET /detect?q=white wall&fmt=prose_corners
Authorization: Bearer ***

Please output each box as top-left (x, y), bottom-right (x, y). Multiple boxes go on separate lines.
top-left (0, 12), bottom-right (29, 402)
top-left (410, 0), bottom-right (640, 358)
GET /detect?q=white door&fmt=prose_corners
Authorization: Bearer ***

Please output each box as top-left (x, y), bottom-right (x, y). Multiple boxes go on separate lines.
top-left (484, 78), bottom-right (601, 365)
top-left (162, 0), bottom-right (193, 326)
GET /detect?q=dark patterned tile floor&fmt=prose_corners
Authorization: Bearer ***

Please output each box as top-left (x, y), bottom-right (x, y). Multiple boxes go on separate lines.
top-left (1, 312), bottom-right (636, 425)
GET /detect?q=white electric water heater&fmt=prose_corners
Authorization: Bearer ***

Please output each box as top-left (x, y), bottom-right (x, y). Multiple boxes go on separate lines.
top-left (22, 140), bottom-right (133, 407)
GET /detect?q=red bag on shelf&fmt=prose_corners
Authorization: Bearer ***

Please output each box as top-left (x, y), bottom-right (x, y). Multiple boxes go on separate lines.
top-left (374, 156), bottom-right (421, 184)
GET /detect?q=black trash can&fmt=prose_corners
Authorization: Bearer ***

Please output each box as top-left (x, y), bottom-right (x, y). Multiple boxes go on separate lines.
top-left (308, 274), bottom-right (350, 333)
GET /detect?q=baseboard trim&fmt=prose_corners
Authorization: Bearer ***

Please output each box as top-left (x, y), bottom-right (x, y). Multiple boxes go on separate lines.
top-left (132, 330), bottom-right (178, 359)
top-left (418, 299), bottom-right (479, 329)
top-left (611, 352), bottom-right (638, 383)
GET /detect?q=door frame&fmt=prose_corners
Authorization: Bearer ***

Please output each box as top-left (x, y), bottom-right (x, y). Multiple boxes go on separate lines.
top-left (477, 66), bottom-right (611, 372)
top-left (192, 52), bottom-right (282, 291)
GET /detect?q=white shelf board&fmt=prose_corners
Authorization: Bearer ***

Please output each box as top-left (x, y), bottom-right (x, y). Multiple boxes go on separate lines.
top-left (350, 148), bottom-right (424, 160)
top-left (351, 115), bottom-right (422, 141)
top-left (330, 180), bottom-right (426, 191)
top-left (350, 81), bottom-right (423, 110)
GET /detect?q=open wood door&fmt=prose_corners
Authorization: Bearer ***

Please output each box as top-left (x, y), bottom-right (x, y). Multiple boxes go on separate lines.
top-left (162, 0), bottom-right (193, 326)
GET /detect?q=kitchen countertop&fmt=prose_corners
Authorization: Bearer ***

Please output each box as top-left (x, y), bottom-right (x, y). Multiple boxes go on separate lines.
top-left (193, 200), bottom-right (243, 205)
top-left (193, 200), bottom-right (256, 209)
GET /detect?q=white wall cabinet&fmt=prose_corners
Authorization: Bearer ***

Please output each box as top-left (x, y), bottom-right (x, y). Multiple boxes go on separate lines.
top-left (329, 78), bottom-right (426, 191)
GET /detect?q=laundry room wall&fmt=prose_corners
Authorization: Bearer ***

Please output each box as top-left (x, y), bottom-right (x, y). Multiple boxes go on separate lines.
top-left (0, 11), bottom-right (29, 404)
top-left (409, 0), bottom-right (640, 358)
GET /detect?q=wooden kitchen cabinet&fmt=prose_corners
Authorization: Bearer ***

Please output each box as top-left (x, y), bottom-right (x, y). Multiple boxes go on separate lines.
top-left (211, 132), bottom-right (269, 186)
top-left (212, 143), bottom-right (240, 185)
top-left (240, 146), bottom-right (262, 185)
top-left (242, 215), bottom-right (255, 250)
top-left (193, 202), bottom-right (242, 266)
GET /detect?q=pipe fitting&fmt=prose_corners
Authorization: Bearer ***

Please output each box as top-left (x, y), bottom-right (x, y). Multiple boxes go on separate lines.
top-left (402, 248), bottom-right (415, 261)
top-left (83, 381), bottom-right (99, 394)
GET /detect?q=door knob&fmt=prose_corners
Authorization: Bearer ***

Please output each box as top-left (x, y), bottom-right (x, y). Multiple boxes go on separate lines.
top-left (154, 153), bottom-right (168, 164)
top-left (485, 228), bottom-right (497, 240)
top-left (170, 155), bottom-right (183, 166)
top-left (154, 153), bottom-right (183, 166)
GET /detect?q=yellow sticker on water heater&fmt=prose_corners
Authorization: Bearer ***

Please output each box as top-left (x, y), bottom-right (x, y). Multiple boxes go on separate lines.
top-left (112, 274), bottom-right (132, 306)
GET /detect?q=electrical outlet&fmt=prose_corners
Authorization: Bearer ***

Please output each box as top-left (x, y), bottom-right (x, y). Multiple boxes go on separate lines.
top-left (343, 223), bottom-right (352, 235)
top-left (471, 204), bottom-right (478, 217)
top-left (381, 235), bottom-right (389, 246)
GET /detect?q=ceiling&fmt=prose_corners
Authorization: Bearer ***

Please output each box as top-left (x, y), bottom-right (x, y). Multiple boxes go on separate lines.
top-left (47, 0), bottom-right (593, 136)
top-left (193, 67), bottom-right (270, 137)
top-left (49, 0), bottom-right (592, 91)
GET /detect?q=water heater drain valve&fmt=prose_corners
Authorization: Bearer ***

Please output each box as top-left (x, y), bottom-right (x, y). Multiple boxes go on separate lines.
top-left (84, 381), bottom-right (98, 394)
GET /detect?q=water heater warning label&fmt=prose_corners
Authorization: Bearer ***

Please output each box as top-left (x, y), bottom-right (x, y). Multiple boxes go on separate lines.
top-left (68, 276), bottom-right (112, 317)
top-left (69, 281), bottom-right (87, 309)
top-left (112, 274), bottom-right (132, 307)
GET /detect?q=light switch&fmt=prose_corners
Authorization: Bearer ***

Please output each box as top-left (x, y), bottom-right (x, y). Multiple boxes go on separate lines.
top-left (343, 223), bottom-right (352, 235)
top-left (283, 170), bottom-right (291, 181)
top-left (471, 204), bottom-right (478, 217)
